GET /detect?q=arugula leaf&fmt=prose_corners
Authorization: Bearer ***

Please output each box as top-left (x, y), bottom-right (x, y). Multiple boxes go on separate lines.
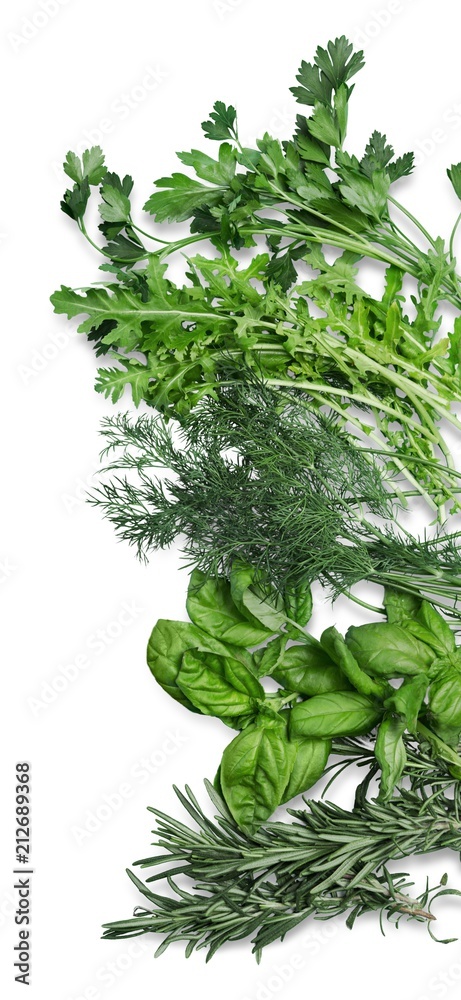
top-left (94, 359), bottom-right (152, 406)
top-left (447, 315), bottom-right (461, 373)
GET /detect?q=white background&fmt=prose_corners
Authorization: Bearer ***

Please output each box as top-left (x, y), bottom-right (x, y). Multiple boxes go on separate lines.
top-left (2, 0), bottom-right (461, 997)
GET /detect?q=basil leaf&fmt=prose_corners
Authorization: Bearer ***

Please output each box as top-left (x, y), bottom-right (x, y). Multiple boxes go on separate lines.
top-left (384, 674), bottom-right (428, 733)
top-left (186, 569), bottom-right (273, 647)
top-left (177, 649), bottom-right (265, 718)
top-left (429, 669), bottom-right (461, 729)
top-left (345, 623), bottom-right (435, 677)
top-left (415, 601), bottom-right (456, 655)
top-left (283, 582), bottom-right (313, 628)
top-left (290, 691), bottom-right (382, 739)
top-left (229, 560), bottom-right (287, 632)
top-left (417, 722), bottom-right (461, 779)
top-left (383, 586), bottom-right (421, 624)
top-left (220, 720), bottom-right (293, 834)
top-left (146, 618), bottom-right (253, 710)
top-left (281, 736), bottom-right (331, 802)
top-left (375, 716), bottom-right (407, 801)
top-left (272, 643), bottom-right (351, 695)
top-left (320, 626), bottom-right (386, 697)
top-left (219, 712), bottom-right (260, 732)
top-left (253, 635), bottom-right (287, 677)
top-left (430, 721), bottom-right (461, 748)
top-left (403, 620), bottom-right (450, 658)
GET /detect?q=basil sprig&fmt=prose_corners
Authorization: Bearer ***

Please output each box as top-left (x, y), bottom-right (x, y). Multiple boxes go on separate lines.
top-left (147, 570), bottom-right (461, 828)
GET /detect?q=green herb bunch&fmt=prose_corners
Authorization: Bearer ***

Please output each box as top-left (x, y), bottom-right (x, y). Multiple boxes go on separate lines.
top-left (51, 34), bottom-right (461, 955)
top-left (50, 36), bottom-right (461, 513)
top-left (92, 374), bottom-right (461, 619)
top-left (102, 742), bottom-right (461, 959)
top-left (142, 565), bottom-right (461, 834)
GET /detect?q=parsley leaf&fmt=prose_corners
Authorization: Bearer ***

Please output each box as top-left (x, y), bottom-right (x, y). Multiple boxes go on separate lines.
top-left (201, 101), bottom-right (237, 141)
top-left (143, 173), bottom-right (225, 222)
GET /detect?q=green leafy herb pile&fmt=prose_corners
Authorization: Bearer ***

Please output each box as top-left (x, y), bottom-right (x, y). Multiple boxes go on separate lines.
top-left (51, 37), bottom-right (461, 514)
top-left (144, 567), bottom-right (461, 833)
top-left (91, 375), bottom-right (461, 619)
top-left (102, 755), bottom-right (461, 959)
top-left (52, 35), bottom-right (461, 955)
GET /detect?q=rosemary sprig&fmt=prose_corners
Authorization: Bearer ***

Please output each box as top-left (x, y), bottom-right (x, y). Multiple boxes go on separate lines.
top-left (102, 738), bottom-right (461, 958)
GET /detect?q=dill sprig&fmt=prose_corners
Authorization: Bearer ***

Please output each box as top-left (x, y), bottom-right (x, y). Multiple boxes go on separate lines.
top-left (91, 372), bottom-right (461, 620)
top-left (102, 737), bottom-right (461, 959)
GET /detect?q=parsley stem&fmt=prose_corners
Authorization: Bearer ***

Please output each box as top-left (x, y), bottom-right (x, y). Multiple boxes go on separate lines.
top-left (388, 195), bottom-right (438, 249)
top-left (129, 221), bottom-right (170, 245)
top-left (449, 211), bottom-right (461, 262)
